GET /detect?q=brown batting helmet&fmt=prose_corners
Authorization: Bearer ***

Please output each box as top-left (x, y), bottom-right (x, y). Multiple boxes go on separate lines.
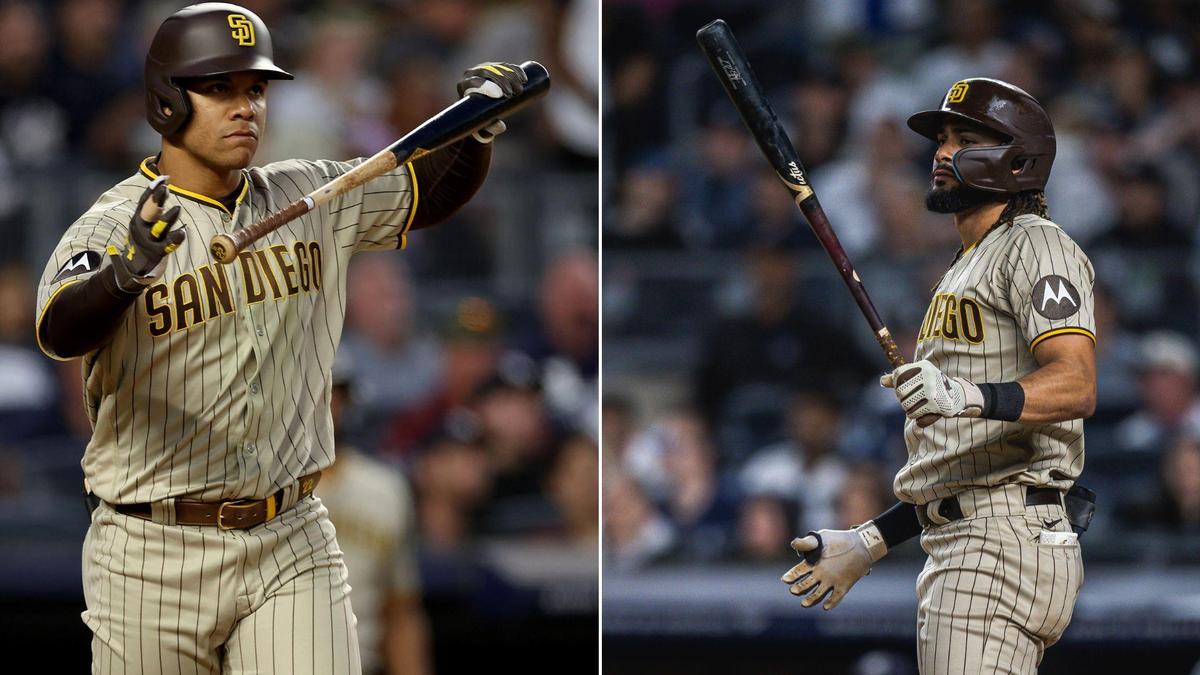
top-left (145, 2), bottom-right (292, 137)
top-left (907, 78), bottom-right (1055, 195)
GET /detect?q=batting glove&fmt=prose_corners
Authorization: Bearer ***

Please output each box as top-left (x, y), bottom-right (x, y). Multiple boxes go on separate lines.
top-left (456, 62), bottom-right (527, 143)
top-left (880, 360), bottom-right (984, 427)
top-left (781, 522), bottom-right (887, 610)
top-left (110, 176), bottom-right (185, 294)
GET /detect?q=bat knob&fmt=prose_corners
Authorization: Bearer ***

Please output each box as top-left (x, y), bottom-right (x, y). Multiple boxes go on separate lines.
top-left (210, 234), bottom-right (238, 265)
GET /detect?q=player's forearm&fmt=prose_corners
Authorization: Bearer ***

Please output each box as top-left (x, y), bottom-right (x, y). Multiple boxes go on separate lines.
top-left (39, 266), bottom-right (140, 358)
top-left (1015, 357), bottom-right (1096, 424)
top-left (407, 137), bottom-right (492, 231)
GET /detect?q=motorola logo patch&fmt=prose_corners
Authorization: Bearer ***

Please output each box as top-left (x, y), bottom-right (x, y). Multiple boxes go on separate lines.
top-left (1032, 275), bottom-right (1081, 320)
top-left (52, 250), bottom-right (102, 283)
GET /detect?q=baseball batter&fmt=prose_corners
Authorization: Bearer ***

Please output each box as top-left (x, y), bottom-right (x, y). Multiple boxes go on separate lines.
top-left (34, 4), bottom-right (527, 673)
top-left (782, 78), bottom-right (1096, 674)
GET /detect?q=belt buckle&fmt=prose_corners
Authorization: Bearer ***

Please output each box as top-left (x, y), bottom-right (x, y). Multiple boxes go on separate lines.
top-left (217, 500), bottom-right (258, 530)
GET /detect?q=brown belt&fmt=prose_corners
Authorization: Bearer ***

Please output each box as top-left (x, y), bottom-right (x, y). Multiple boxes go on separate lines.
top-left (112, 471), bottom-right (321, 530)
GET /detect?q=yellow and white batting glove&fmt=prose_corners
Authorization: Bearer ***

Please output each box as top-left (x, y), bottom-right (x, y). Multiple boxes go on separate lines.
top-left (781, 523), bottom-right (887, 610)
top-left (880, 359), bottom-right (984, 427)
top-left (110, 175), bottom-right (185, 294)
top-left (456, 62), bottom-right (527, 143)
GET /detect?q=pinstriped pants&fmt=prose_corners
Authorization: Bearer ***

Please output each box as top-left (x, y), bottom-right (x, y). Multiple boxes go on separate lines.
top-left (82, 496), bottom-right (361, 675)
top-left (915, 486), bottom-right (1083, 675)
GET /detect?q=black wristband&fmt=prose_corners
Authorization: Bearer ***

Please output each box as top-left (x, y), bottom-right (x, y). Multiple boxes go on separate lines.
top-left (979, 381), bottom-right (1025, 422)
top-left (872, 501), bottom-right (922, 549)
top-left (101, 264), bottom-right (145, 299)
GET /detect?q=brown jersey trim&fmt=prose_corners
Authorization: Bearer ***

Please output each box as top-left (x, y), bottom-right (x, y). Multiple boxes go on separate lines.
top-left (1029, 327), bottom-right (1096, 351)
top-left (398, 159), bottom-right (419, 250)
top-left (405, 138), bottom-right (491, 234)
top-left (35, 278), bottom-right (84, 361)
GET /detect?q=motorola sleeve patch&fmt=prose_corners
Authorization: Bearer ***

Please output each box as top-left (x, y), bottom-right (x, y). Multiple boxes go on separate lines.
top-left (1031, 275), bottom-right (1082, 320)
top-left (52, 250), bottom-right (103, 283)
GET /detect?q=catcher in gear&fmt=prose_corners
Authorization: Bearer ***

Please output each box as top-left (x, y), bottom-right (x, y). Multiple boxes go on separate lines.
top-left (783, 78), bottom-right (1096, 674)
top-left (35, 3), bottom-right (528, 673)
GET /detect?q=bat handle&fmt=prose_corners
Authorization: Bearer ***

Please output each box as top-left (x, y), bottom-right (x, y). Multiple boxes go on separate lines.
top-left (876, 327), bottom-right (906, 369)
top-left (210, 198), bottom-right (313, 264)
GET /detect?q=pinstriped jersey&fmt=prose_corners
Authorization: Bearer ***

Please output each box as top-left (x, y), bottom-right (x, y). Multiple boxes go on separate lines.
top-left (893, 214), bottom-right (1096, 505)
top-left (35, 156), bottom-right (416, 503)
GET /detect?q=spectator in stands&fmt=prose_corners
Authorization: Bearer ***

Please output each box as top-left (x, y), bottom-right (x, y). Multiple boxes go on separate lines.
top-left (1091, 282), bottom-right (1142, 424)
top-left (732, 494), bottom-right (796, 564)
top-left (382, 296), bottom-right (505, 457)
top-left (677, 110), bottom-right (756, 248)
top-left (255, 12), bottom-right (387, 163)
top-left (606, 154), bottom-right (683, 250)
top-left (1115, 332), bottom-right (1200, 455)
top-left (835, 463), bottom-right (891, 530)
top-left (656, 410), bottom-right (738, 562)
top-left (740, 390), bottom-right (849, 530)
top-left (342, 256), bottom-right (444, 450)
top-left (319, 354), bottom-right (433, 675)
top-left (0, 264), bottom-right (55, 441)
top-left (1159, 433), bottom-right (1200, 533)
top-left (471, 352), bottom-right (557, 534)
top-left (601, 394), bottom-right (636, 467)
top-left (515, 251), bottom-right (598, 438)
top-left (545, 434), bottom-right (600, 547)
top-left (694, 248), bottom-right (871, 460)
top-left (603, 470), bottom-right (676, 572)
top-left (413, 429), bottom-right (492, 554)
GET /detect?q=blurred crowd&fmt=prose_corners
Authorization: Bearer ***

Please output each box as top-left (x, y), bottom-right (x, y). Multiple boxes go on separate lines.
top-left (0, 0), bottom-right (598, 672)
top-left (604, 0), bottom-right (1200, 570)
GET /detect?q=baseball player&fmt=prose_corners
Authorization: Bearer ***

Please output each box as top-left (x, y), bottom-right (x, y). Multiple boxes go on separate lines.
top-left (34, 3), bottom-right (527, 673)
top-left (782, 78), bottom-right (1096, 674)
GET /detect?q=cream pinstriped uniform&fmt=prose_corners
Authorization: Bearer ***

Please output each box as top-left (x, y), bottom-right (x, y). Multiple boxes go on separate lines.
top-left (36, 155), bottom-right (417, 674)
top-left (894, 214), bottom-right (1094, 674)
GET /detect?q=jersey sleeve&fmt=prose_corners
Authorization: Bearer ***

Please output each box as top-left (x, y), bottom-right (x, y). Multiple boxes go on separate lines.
top-left (303, 157), bottom-right (417, 255)
top-left (35, 209), bottom-right (128, 360)
top-left (1002, 223), bottom-right (1096, 352)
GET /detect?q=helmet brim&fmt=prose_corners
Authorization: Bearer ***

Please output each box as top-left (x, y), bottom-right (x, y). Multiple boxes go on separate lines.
top-left (167, 54), bottom-right (293, 81)
top-left (907, 109), bottom-right (1006, 142)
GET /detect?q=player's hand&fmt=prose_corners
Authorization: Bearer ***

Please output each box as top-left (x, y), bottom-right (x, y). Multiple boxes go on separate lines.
top-left (781, 523), bottom-right (886, 610)
top-left (111, 176), bottom-right (185, 293)
top-left (457, 62), bottom-right (527, 143)
top-left (880, 360), bottom-right (983, 427)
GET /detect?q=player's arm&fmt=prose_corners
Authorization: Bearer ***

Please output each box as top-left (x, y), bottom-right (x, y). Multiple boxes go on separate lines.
top-left (1012, 333), bottom-right (1096, 423)
top-left (879, 341), bottom-right (1096, 428)
top-left (405, 62), bottom-right (527, 232)
top-left (38, 178), bottom-right (184, 359)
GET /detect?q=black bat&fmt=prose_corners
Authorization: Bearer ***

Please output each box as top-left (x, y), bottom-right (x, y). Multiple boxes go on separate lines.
top-left (210, 61), bottom-right (551, 264)
top-left (696, 21), bottom-right (905, 368)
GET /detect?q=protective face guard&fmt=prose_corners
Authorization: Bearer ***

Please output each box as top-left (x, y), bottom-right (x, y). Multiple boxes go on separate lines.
top-left (952, 144), bottom-right (1051, 194)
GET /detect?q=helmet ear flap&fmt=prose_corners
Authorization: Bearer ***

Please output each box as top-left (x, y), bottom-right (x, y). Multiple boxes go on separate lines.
top-left (146, 79), bottom-right (192, 137)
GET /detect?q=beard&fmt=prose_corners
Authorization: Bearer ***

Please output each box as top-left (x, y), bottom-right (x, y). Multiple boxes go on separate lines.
top-left (924, 182), bottom-right (996, 214)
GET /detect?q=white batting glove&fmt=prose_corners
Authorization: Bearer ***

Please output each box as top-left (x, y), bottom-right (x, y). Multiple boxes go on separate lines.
top-left (781, 523), bottom-right (887, 610)
top-left (880, 360), bottom-right (983, 427)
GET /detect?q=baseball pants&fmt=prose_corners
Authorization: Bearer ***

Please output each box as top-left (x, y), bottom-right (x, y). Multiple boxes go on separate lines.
top-left (916, 485), bottom-right (1083, 675)
top-left (83, 495), bottom-right (361, 675)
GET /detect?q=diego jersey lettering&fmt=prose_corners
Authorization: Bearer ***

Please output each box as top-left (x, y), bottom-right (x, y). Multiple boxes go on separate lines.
top-left (35, 156), bottom-right (416, 503)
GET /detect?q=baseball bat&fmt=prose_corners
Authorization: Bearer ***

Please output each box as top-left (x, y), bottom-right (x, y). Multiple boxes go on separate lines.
top-left (209, 60), bottom-right (551, 264)
top-left (696, 20), bottom-right (905, 368)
